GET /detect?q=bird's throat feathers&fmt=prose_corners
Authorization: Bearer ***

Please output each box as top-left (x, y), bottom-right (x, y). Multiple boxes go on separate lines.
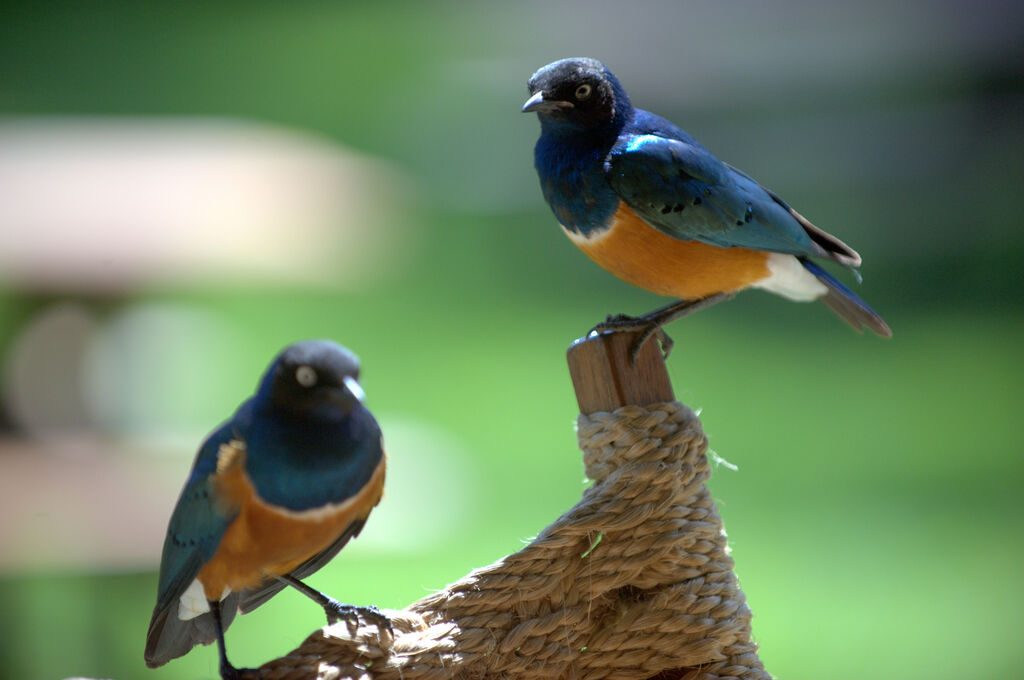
top-left (242, 405), bottom-right (383, 512)
top-left (535, 129), bottom-right (621, 237)
top-left (530, 66), bottom-right (637, 237)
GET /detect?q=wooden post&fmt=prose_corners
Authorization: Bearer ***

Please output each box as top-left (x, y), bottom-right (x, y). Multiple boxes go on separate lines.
top-left (566, 331), bottom-right (674, 414)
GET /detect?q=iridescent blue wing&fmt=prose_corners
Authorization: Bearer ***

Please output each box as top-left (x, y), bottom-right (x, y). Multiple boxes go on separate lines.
top-left (144, 423), bottom-right (240, 667)
top-left (605, 133), bottom-right (831, 257)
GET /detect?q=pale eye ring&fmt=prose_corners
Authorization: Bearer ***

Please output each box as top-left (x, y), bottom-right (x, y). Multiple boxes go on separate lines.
top-left (575, 84), bottom-right (592, 100)
top-left (295, 365), bottom-right (317, 387)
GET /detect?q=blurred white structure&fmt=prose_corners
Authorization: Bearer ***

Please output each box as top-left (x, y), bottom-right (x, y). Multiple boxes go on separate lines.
top-left (0, 116), bottom-right (417, 438)
top-left (0, 117), bottom-right (413, 291)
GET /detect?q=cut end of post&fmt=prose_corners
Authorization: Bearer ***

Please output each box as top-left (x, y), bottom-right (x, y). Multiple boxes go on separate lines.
top-left (566, 330), bottom-right (674, 414)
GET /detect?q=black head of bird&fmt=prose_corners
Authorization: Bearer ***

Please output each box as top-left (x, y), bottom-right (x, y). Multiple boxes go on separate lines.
top-left (257, 339), bottom-right (365, 416)
top-left (523, 57), bottom-right (630, 132)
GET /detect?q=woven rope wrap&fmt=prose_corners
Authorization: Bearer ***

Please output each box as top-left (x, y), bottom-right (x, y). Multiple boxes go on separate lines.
top-left (257, 401), bottom-right (768, 680)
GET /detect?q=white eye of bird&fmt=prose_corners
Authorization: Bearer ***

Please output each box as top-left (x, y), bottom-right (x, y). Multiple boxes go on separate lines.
top-left (575, 84), bottom-right (592, 100)
top-left (295, 365), bottom-right (317, 387)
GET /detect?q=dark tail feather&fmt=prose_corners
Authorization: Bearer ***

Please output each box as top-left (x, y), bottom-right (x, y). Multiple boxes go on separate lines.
top-left (145, 592), bottom-right (240, 668)
top-left (767, 189), bottom-right (861, 267)
top-left (801, 259), bottom-right (892, 337)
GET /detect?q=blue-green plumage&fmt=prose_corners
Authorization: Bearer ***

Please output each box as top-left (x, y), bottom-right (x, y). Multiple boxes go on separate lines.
top-left (607, 133), bottom-right (824, 254)
top-left (529, 57), bottom-right (629, 237)
top-left (242, 398), bottom-right (381, 511)
top-left (535, 140), bottom-right (619, 236)
top-left (529, 59), bottom-right (832, 258)
top-left (145, 339), bottom-right (385, 676)
top-left (147, 424), bottom-right (241, 668)
top-left (153, 424), bottom-right (237, 610)
top-left (524, 57), bottom-right (891, 336)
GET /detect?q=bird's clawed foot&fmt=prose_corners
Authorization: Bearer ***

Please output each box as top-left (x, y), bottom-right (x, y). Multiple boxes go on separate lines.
top-left (590, 293), bottom-right (736, 363)
top-left (274, 573), bottom-right (392, 635)
top-left (324, 600), bottom-right (393, 634)
top-left (591, 314), bottom-right (674, 362)
top-left (219, 659), bottom-right (253, 680)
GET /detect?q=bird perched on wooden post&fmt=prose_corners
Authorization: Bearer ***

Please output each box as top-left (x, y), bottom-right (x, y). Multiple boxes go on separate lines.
top-left (144, 339), bottom-right (388, 679)
top-left (524, 57), bottom-right (891, 356)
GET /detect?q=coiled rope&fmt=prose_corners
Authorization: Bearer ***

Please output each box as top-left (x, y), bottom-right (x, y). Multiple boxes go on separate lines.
top-left (256, 400), bottom-right (768, 680)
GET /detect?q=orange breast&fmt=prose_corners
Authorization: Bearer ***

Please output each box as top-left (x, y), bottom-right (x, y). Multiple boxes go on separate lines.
top-left (570, 204), bottom-right (771, 299)
top-left (198, 441), bottom-right (385, 598)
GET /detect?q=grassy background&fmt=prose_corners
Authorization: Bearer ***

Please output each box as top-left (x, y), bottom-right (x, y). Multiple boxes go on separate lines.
top-left (1, 2), bottom-right (1022, 679)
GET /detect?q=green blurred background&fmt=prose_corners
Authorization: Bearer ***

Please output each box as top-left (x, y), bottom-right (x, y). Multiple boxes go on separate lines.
top-left (1, 2), bottom-right (1021, 679)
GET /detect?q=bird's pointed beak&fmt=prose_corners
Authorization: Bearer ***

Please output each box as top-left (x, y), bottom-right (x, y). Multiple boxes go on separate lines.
top-left (522, 90), bottom-right (571, 113)
top-left (343, 375), bottom-right (366, 403)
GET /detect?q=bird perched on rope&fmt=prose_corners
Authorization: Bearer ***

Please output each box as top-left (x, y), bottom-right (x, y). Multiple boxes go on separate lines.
top-left (144, 339), bottom-right (388, 680)
top-left (523, 57), bottom-right (891, 356)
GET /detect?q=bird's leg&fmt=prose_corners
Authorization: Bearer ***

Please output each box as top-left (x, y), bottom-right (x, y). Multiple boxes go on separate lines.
top-left (592, 292), bottom-right (736, 361)
top-left (209, 598), bottom-right (245, 680)
top-left (274, 574), bottom-right (392, 633)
